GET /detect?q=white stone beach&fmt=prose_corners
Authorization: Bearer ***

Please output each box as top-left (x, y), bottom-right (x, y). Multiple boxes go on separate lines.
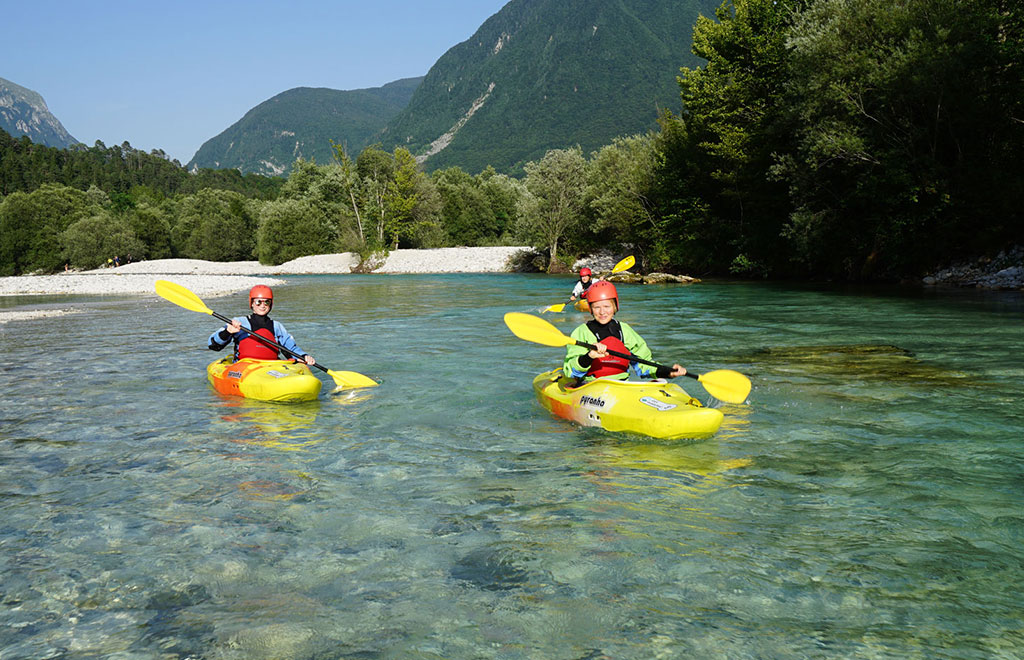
top-left (0, 246), bottom-right (528, 323)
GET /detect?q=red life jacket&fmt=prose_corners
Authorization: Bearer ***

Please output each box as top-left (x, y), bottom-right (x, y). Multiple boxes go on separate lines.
top-left (238, 327), bottom-right (280, 360)
top-left (587, 335), bottom-right (631, 378)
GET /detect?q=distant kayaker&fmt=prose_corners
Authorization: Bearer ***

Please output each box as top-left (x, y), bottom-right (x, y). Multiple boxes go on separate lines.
top-left (208, 285), bottom-right (316, 365)
top-left (568, 267), bottom-right (595, 302)
top-left (563, 280), bottom-right (684, 382)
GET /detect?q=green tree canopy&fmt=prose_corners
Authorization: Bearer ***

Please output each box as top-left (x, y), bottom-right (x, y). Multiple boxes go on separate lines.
top-left (256, 198), bottom-right (335, 265)
top-left (173, 188), bottom-right (257, 261)
top-left (779, 0), bottom-right (1024, 277)
top-left (60, 213), bottom-right (145, 270)
top-left (515, 146), bottom-right (588, 271)
top-left (0, 183), bottom-right (102, 274)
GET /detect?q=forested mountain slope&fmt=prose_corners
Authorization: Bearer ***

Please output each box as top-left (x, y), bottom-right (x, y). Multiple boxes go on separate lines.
top-left (379, 0), bottom-right (719, 173)
top-left (188, 77), bottom-right (423, 176)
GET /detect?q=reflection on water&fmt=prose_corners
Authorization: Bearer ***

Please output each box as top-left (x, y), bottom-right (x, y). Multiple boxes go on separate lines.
top-left (212, 398), bottom-right (324, 449)
top-left (0, 275), bottom-right (1022, 658)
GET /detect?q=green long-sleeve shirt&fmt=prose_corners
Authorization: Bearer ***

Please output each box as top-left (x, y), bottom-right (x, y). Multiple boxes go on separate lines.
top-left (563, 319), bottom-right (659, 381)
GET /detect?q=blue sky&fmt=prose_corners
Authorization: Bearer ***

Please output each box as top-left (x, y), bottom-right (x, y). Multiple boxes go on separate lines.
top-left (2, 0), bottom-right (509, 164)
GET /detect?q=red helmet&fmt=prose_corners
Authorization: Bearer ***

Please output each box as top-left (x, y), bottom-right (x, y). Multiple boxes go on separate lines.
top-left (579, 267), bottom-right (592, 277)
top-left (249, 284), bottom-right (273, 310)
top-left (585, 280), bottom-right (618, 309)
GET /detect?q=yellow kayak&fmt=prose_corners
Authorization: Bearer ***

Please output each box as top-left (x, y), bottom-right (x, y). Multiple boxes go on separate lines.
top-left (574, 299), bottom-right (590, 312)
top-left (532, 369), bottom-right (724, 439)
top-left (207, 357), bottom-right (322, 403)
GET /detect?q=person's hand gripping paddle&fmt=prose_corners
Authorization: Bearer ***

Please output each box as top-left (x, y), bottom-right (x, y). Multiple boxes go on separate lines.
top-left (155, 280), bottom-right (378, 390)
top-left (503, 311), bottom-right (751, 403)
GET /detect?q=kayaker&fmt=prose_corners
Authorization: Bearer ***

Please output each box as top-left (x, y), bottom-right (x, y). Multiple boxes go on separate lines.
top-left (568, 267), bottom-right (595, 301)
top-left (563, 280), bottom-right (684, 382)
top-left (208, 285), bottom-right (316, 365)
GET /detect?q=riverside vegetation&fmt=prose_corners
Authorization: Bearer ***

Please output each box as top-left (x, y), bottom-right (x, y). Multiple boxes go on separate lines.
top-left (1, 0), bottom-right (1021, 283)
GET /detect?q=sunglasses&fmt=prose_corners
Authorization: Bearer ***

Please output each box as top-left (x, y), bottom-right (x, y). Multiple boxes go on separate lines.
top-left (252, 299), bottom-right (271, 305)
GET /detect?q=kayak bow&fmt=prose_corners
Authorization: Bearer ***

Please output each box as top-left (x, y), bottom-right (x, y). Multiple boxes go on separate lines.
top-left (532, 369), bottom-right (724, 439)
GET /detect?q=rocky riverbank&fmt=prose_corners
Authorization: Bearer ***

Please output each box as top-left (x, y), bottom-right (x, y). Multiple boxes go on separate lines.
top-left (922, 245), bottom-right (1024, 290)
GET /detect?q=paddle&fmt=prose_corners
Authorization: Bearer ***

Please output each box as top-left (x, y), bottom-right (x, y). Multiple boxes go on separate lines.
top-left (503, 311), bottom-right (751, 403)
top-left (155, 280), bottom-right (378, 389)
top-left (542, 255), bottom-right (636, 313)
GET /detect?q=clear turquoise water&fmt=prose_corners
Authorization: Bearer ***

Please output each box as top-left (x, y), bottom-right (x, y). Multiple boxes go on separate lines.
top-left (1, 275), bottom-right (1022, 659)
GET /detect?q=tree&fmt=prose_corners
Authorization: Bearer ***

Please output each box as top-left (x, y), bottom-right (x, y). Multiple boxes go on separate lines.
top-left (124, 202), bottom-right (175, 260)
top-left (60, 213), bottom-right (145, 269)
top-left (478, 167), bottom-right (523, 244)
top-left (256, 198), bottom-right (334, 265)
top-left (515, 147), bottom-right (588, 272)
top-left (383, 148), bottom-right (421, 248)
top-left (587, 134), bottom-right (663, 265)
top-left (662, 0), bottom-right (803, 276)
top-left (0, 184), bottom-right (100, 274)
top-left (172, 188), bottom-right (257, 261)
top-left (779, 0), bottom-right (1024, 277)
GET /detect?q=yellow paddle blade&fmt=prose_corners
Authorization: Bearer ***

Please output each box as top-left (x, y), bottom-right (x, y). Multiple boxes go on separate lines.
top-left (155, 279), bottom-right (214, 315)
top-left (609, 255), bottom-right (635, 274)
top-left (697, 369), bottom-right (751, 404)
top-left (504, 312), bottom-right (574, 348)
top-left (327, 369), bottom-right (379, 389)
top-left (542, 303), bottom-right (567, 314)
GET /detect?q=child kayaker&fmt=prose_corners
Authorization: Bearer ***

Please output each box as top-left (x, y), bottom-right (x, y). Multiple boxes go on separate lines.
top-left (568, 267), bottom-right (595, 301)
top-left (208, 285), bottom-right (316, 365)
top-left (563, 280), bottom-right (684, 382)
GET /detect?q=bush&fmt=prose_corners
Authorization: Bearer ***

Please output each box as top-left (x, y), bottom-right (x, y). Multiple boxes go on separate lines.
top-left (173, 189), bottom-right (258, 261)
top-left (61, 213), bottom-right (145, 269)
top-left (506, 248), bottom-right (548, 272)
top-left (0, 184), bottom-right (100, 274)
top-left (256, 198), bottom-right (334, 265)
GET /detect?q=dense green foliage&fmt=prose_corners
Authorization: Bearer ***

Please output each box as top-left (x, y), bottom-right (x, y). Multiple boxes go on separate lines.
top-left (0, 129), bottom-right (284, 199)
top-left (0, 184), bottom-right (102, 275)
top-left (515, 147), bottom-right (589, 269)
top-left (188, 78), bottom-right (423, 177)
top-left (61, 213), bottom-right (146, 270)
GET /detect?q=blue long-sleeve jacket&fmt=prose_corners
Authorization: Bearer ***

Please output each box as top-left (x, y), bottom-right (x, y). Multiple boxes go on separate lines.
top-left (207, 315), bottom-right (306, 361)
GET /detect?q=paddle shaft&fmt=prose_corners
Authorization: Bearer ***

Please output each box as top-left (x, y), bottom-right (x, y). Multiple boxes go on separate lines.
top-left (211, 310), bottom-right (332, 377)
top-left (574, 339), bottom-right (664, 371)
top-left (576, 338), bottom-right (712, 381)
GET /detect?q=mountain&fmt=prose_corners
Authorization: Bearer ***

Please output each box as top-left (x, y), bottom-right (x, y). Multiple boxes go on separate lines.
top-left (0, 76), bottom-right (78, 149)
top-left (378, 0), bottom-right (720, 173)
top-left (187, 77), bottom-right (423, 176)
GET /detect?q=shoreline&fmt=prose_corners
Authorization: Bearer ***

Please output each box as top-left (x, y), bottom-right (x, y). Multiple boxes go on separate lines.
top-left (3, 244), bottom-right (1021, 324)
top-left (0, 247), bottom-right (527, 297)
top-left (0, 247), bottom-right (527, 324)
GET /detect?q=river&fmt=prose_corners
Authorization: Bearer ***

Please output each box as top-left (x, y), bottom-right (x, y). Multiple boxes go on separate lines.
top-left (1, 274), bottom-right (1022, 659)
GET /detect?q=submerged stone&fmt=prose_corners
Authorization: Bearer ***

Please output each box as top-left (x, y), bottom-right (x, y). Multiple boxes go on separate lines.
top-left (749, 344), bottom-right (972, 384)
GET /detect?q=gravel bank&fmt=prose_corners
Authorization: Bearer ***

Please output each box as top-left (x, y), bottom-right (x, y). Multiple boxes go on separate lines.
top-left (0, 247), bottom-right (526, 323)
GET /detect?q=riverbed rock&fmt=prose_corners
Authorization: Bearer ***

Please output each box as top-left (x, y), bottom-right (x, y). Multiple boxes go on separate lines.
top-left (607, 272), bottom-right (699, 285)
top-left (643, 272), bottom-right (700, 284)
